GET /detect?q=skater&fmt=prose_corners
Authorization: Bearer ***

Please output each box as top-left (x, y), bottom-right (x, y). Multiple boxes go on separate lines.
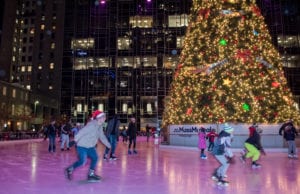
top-left (240, 124), bottom-right (266, 168)
top-left (46, 118), bottom-right (57, 153)
top-left (198, 127), bottom-right (207, 159)
top-left (279, 120), bottom-right (298, 158)
top-left (146, 124), bottom-right (151, 142)
top-left (206, 128), bottom-right (218, 152)
top-left (127, 116), bottom-right (138, 154)
top-left (103, 114), bottom-right (120, 160)
top-left (60, 120), bottom-right (72, 151)
top-left (211, 123), bottom-right (235, 187)
top-left (64, 110), bottom-right (111, 182)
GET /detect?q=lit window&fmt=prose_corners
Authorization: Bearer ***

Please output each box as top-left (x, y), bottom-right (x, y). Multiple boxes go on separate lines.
top-left (49, 85), bottom-right (53, 90)
top-left (168, 14), bottom-right (189, 27)
top-left (28, 66), bottom-right (32, 72)
top-left (50, 63), bottom-right (54, 69)
top-left (98, 103), bottom-right (104, 111)
top-left (12, 89), bottom-right (16, 98)
top-left (76, 104), bottom-right (82, 112)
top-left (129, 16), bottom-right (153, 28)
top-left (41, 24), bottom-right (45, 30)
top-left (176, 36), bottom-right (185, 48)
top-left (30, 28), bottom-right (35, 34)
top-left (51, 43), bottom-right (55, 49)
top-left (26, 85), bottom-right (31, 90)
top-left (117, 37), bottom-right (131, 50)
top-left (2, 87), bottom-right (7, 96)
top-left (38, 65), bottom-right (42, 69)
top-left (52, 25), bottom-right (56, 30)
top-left (12, 56), bottom-right (16, 62)
top-left (12, 104), bottom-right (15, 115)
top-left (21, 66), bottom-right (26, 72)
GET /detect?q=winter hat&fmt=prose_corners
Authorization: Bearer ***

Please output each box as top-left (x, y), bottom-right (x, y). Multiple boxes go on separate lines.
top-left (223, 123), bottom-right (234, 133)
top-left (92, 110), bottom-right (106, 119)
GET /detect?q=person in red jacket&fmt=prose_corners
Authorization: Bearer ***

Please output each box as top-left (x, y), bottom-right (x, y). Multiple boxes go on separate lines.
top-left (206, 128), bottom-right (218, 152)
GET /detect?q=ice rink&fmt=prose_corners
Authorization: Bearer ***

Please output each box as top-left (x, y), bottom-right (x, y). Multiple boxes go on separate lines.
top-left (0, 137), bottom-right (299, 194)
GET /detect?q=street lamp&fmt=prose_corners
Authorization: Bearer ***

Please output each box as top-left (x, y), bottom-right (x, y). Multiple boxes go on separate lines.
top-left (34, 101), bottom-right (39, 117)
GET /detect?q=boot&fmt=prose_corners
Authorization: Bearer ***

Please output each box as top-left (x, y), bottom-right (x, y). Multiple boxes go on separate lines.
top-left (64, 167), bottom-right (73, 180)
top-left (87, 169), bottom-right (101, 182)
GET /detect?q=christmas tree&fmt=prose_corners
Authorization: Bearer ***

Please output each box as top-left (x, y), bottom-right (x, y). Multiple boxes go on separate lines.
top-left (162, 0), bottom-right (300, 127)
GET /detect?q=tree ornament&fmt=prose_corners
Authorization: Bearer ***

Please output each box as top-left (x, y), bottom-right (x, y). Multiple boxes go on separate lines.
top-left (223, 78), bottom-right (232, 86)
top-left (219, 39), bottom-right (228, 46)
top-left (272, 82), bottom-right (280, 88)
top-left (186, 108), bottom-right (193, 115)
top-left (242, 103), bottom-right (250, 111)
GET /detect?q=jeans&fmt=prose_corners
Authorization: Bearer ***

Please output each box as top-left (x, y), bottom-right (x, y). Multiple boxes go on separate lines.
top-left (105, 134), bottom-right (117, 156)
top-left (48, 135), bottom-right (56, 152)
top-left (214, 155), bottom-right (230, 178)
top-left (72, 146), bottom-right (98, 170)
top-left (60, 133), bottom-right (70, 149)
top-left (287, 140), bottom-right (297, 155)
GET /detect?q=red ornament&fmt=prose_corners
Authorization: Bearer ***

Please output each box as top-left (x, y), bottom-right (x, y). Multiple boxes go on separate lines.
top-left (252, 5), bottom-right (262, 16)
top-left (198, 8), bottom-right (210, 19)
top-left (272, 82), bottom-right (280, 88)
top-left (235, 49), bottom-right (252, 62)
top-left (186, 108), bottom-right (193, 115)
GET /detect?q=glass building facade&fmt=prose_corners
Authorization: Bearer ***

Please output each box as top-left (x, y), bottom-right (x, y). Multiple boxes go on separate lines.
top-left (61, 0), bottom-right (300, 130)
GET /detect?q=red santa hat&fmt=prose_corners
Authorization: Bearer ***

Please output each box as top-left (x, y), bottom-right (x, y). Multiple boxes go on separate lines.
top-left (92, 110), bottom-right (106, 119)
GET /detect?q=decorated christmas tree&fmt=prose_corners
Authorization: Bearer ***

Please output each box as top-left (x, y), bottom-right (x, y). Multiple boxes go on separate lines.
top-left (162, 0), bottom-right (300, 127)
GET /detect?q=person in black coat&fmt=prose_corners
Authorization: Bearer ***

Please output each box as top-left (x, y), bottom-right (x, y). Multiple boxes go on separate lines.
top-left (127, 117), bottom-right (137, 154)
top-left (279, 120), bottom-right (298, 158)
top-left (103, 115), bottom-right (120, 160)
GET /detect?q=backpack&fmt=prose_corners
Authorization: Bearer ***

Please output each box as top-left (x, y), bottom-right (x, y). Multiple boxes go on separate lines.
top-left (212, 137), bottom-right (225, 155)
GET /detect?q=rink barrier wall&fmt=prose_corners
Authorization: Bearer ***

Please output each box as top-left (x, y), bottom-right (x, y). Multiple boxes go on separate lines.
top-left (168, 123), bottom-right (286, 148)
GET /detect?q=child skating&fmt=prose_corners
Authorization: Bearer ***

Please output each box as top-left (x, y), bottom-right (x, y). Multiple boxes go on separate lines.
top-left (211, 123), bottom-right (235, 187)
top-left (198, 127), bottom-right (207, 159)
top-left (240, 123), bottom-right (266, 168)
top-left (64, 110), bottom-right (111, 182)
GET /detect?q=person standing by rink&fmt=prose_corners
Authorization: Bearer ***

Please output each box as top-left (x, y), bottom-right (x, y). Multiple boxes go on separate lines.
top-left (211, 123), bottom-right (235, 187)
top-left (146, 124), bottom-right (151, 142)
top-left (103, 114), bottom-right (120, 160)
top-left (279, 119), bottom-right (298, 158)
top-left (206, 128), bottom-right (218, 152)
top-left (240, 124), bottom-right (266, 168)
top-left (127, 116), bottom-right (138, 154)
top-left (64, 110), bottom-right (111, 182)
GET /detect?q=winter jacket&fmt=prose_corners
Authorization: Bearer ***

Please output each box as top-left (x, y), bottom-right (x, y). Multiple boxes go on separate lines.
top-left (212, 130), bottom-right (233, 157)
top-left (198, 131), bottom-right (206, 149)
top-left (105, 116), bottom-right (120, 137)
top-left (75, 119), bottom-right (111, 149)
top-left (245, 127), bottom-right (263, 150)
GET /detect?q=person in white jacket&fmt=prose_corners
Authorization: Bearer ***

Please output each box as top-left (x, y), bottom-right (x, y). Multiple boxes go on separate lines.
top-left (64, 110), bottom-right (111, 182)
top-left (211, 123), bottom-right (235, 187)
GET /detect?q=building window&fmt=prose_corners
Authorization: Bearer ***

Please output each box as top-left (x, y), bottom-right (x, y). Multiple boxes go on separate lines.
top-left (50, 63), bottom-right (54, 69)
top-left (21, 66), bottom-right (26, 72)
top-left (176, 36), bottom-right (185, 48)
top-left (129, 16), bottom-right (153, 28)
top-left (12, 89), bottom-right (16, 98)
top-left (38, 64), bottom-right (42, 69)
top-left (71, 38), bottom-right (95, 49)
top-left (168, 14), bottom-right (189, 27)
top-left (28, 66), bottom-right (32, 72)
top-left (51, 43), bottom-right (55, 49)
top-left (49, 85), bottom-right (53, 90)
top-left (26, 85), bottom-right (31, 90)
top-left (117, 37), bottom-right (131, 50)
top-left (76, 104), bottom-right (82, 112)
top-left (2, 87), bottom-right (7, 96)
top-left (41, 24), bottom-right (45, 30)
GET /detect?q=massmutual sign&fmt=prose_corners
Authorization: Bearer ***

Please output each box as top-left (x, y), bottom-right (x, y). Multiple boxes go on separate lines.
top-left (169, 124), bottom-right (218, 135)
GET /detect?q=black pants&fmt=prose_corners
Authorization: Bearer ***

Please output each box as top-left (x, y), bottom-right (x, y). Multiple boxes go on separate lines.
top-left (128, 137), bottom-right (136, 150)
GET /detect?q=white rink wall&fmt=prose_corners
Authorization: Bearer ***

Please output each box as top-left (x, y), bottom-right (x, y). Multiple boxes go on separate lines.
top-left (168, 123), bottom-right (284, 148)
